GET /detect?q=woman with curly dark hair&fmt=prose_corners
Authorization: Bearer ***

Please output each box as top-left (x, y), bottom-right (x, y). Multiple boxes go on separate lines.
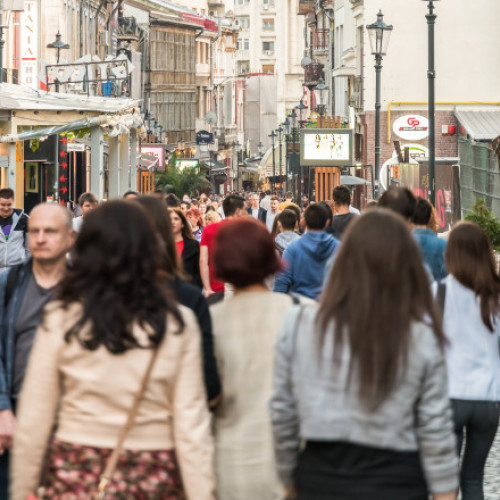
top-left (12, 201), bottom-right (214, 500)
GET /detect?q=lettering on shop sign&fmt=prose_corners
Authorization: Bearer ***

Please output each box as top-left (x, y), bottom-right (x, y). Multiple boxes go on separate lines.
top-left (393, 115), bottom-right (429, 141)
top-left (20, 0), bottom-right (39, 89)
top-left (58, 135), bottom-right (69, 204)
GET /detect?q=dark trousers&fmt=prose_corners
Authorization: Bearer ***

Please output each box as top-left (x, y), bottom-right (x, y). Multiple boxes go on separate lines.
top-left (0, 400), bottom-right (16, 499)
top-left (451, 399), bottom-right (500, 500)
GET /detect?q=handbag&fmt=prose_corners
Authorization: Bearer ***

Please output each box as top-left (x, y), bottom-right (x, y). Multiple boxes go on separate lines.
top-left (28, 347), bottom-right (160, 500)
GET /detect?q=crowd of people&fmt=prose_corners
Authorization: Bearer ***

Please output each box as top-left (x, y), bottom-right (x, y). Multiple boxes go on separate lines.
top-left (0, 184), bottom-right (499, 500)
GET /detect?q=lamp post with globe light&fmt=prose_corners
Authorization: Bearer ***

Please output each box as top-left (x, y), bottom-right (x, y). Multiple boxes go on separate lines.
top-left (366, 10), bottom-right (393, 199)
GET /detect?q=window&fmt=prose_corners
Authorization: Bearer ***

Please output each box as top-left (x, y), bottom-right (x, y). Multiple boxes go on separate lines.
top-left (262, 18), bottom-right (274, 31)
top-left (262, 41), bottom-right (275, 52)
top-left (237, 38), bottom-right (250, 51)
top-left (239, 62), bottom-right (250, 74)
top-left (236, 0), bottom-right (250, 4)
top-left (262, 64), bottom-right (274, 74)
top-left (235, 16), bottom-right (250, 29)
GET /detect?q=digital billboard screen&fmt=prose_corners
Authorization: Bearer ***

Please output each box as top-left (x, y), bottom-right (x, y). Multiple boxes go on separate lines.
top-left (300, 128), bottom-right (353, 167)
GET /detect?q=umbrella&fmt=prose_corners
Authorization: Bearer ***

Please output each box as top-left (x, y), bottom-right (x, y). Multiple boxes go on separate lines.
top-left (340, 175), bottom-right (371, 186)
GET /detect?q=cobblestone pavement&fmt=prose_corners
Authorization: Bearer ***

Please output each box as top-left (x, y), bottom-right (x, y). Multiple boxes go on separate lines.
top-left (484, 427), bottom-right (499, 500)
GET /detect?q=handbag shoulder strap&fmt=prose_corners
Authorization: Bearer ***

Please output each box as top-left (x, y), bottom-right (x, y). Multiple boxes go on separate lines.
top-left (437, 281), bottom-right (447, 313)
top-left (97, 347), bottom-right (161, 495)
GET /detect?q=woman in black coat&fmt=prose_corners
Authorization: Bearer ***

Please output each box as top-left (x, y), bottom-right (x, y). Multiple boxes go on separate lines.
top-left (169, 207), bottom-right (203, 289)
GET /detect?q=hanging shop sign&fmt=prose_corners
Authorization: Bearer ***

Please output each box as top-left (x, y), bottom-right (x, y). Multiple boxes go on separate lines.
top-left (20, 0), bottom-right (39, 89)
top-left (140, 145), bottom-right (165, 171)
top-left (196, 130), bottom-right (214, 145)
top-left (300, 128), bottom-right (353, 167)
top-left (393, 115), bottom-right (429, 141)
top-left (176, 159), bottom-right (199, 171)
top-left (67, 143), bottom-right (86, 152)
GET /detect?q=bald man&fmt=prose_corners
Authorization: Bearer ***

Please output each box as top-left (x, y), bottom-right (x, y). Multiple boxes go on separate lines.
top-left (0, 203), bottom-right (75, 496)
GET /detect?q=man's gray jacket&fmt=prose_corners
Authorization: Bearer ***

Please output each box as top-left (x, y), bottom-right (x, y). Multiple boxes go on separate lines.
top-left (0, 209), bottom-right (29, 270)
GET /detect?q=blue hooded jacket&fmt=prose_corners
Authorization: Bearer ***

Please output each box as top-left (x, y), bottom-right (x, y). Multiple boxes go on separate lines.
top-left (273, 231), bottom-right (340, 299)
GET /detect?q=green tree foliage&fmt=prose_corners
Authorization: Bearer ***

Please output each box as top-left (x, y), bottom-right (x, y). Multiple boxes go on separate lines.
top-left (465, 198), bottom-right (500, 251)
top-left (155, 153), bottom-right (210, 197)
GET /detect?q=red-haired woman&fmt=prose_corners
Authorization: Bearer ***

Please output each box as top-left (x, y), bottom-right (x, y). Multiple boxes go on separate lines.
top-left (169, 208), bottom-right (202, 288)
top-left (210, 218), bottom-right (301, 500)
top-left (186, 207), bottom-right (204, 242)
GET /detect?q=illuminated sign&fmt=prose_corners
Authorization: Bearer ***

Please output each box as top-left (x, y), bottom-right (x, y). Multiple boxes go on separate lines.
top-left (176, 159), bottom-right (200, 171)
top-left (20, 0), bottom-right (38, 89)
top-left (393, 115), bottom-right (429, 141)
top-left (140, 145), bottom-right (165, 171)
top-left (300, 129), bottom-right (353, 167)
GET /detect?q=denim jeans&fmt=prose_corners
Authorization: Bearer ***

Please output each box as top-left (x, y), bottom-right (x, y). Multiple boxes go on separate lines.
top-left (451, 399), bottom-right (500, 500)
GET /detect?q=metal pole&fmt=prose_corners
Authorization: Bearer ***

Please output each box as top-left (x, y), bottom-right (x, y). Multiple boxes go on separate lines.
top-left (272, 135), bottom-right (276, 194)
top-left (299, 126), bottom-right (304, 210)
top-left (285, 135), bottom-right (289, 193)
top-left (0, 26), bottom-right (5, 84)
top-left (374, 54), bottom-right (382, 199)
top-left (426, 1), bottom-right (436, 206)
top-left (278, 131), bottom-right (283, 197)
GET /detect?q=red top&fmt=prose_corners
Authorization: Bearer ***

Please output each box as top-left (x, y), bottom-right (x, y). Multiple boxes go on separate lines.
top-left (175, 239), bottom-right (185, 258)
top-left (200, 220), bottom-right (227, 292)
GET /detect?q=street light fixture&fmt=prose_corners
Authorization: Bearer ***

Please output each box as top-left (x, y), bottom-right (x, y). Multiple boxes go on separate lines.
top-left (47, 31), bottom-right (70, 92)
top-left (269, 130), bottom-right (277, 194)
top-left (288, 109), bottom-right (300, 204)
top-left (296, 98), bottom-right (308, 128)
top-left (424, 0), bottom-right (439, 206)
top-left (177, 139), bottom-right (185, 158)
top-left (313, 77), bottom-right (329, 119)
top-left (366, 10), bottom-right (393, 199)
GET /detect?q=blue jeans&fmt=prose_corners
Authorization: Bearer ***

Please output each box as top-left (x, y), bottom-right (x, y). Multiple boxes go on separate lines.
top-left (452, 399), bottom-right (500, 500)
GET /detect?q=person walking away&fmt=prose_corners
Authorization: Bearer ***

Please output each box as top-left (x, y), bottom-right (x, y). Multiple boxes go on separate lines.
top-left (186, 207), bottom-right (204, 242)
top-left (11, 201), bottom-right (215, 500)
top-left (0, 203), bottom-right (75, 498)
top-left (247, 193), bottom-right (267, 223)
top-left (331, 185), bottom-right (358, 240)
top-left (135, 196), bottom-right (221, 407)
top-left (279, 191), bottom-right (294, 211)
top-left (439, 221), bottom-right (500, 500)
top-left (210, 218), bottom-right (301, 500)
top-left (72, 192), bottom-right (98, 232)
top-left (412, 197), bottom-right (447, 281)
top-left (170, 207), bottom-right (202, 288)
top-left (265, 196), bottom-right (281, 232)
top-left (274, 204), bottom-right (339, 300)
top-left (274, 210), bottom-right (300, 257)
top-left (270, 209), bottom-right (458, 500)
top-left (260, 190), bottom-right (272, 211)
top-left (200, 195), bottom-right (246, 303)
top-left (0, 188), bottom-right (29, 274)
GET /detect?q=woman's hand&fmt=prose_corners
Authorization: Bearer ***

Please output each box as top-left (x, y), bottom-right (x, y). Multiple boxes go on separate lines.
top-left (433, 490), bottom-right (457, 500)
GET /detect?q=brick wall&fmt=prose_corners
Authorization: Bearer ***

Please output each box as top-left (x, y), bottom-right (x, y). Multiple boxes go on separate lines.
top-left (360, 110), bottom-right (459, 167)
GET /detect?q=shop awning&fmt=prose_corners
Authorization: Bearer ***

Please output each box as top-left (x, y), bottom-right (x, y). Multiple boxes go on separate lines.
top-left (454, 108), bottom-right (500, 141)
top-left (138, 153), bottom-right (159, 171)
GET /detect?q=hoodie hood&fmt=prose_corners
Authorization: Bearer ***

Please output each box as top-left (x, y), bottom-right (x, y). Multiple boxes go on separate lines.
top-left (275, 232), bottom-right (301, 250)
top-left (300, 231), bottom-right (339, 261)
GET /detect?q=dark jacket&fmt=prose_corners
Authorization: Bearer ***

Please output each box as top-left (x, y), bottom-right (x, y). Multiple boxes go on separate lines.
top-left (181, 237), bottom-right (202, 289)
top-left (0, 260), bottom-right (33, 410)
top-left (247, 206), bottom-right (267, 223)
top-left (173, 279), bottom-right (221, 403)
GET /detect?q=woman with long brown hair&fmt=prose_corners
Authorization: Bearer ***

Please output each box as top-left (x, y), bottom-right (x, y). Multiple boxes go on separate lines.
top-left (169, 207), bottom-right (202, 288)
top-left (270, 209), bottom-right (458, 500)
top-left (441, 221), bottom-right (500, 500)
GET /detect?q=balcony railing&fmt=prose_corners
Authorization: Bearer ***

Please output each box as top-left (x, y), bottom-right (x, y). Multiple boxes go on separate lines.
top-left (304, 61), bottom-right (324, 86)
top-left (313, 29), bottom-right (329, 51)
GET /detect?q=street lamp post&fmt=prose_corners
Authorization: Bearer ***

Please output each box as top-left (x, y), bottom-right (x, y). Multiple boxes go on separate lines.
top-left (177, 139), bottom-right (185, 159)
top-left (269, 130), bottom-right (277, 194)
top-left (47, 31), bottom-right (70, 92)
top-left (277, 126), bottom-right (283, 197)
top-left (366, 11), bottom-right (393, 199)
top-left (289, 109), bottom-right (299, 205)
top-left (0, 26), bottom-right (7, 84)
top-left (424, 0), bottom-right (438, 206)
top-left (283, 118), bottom-right (291, 193)
top-left (234, 140), bottom-right (242, 191)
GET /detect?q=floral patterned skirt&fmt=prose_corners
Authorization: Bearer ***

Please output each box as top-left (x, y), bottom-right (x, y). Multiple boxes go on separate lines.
top-left (38, 438), bottom-right (186, 499)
